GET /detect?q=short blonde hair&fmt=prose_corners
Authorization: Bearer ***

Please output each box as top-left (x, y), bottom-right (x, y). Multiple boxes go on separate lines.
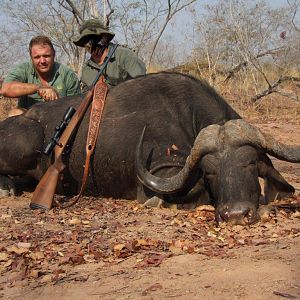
top-left (29, 35), bottom-right (55, 55)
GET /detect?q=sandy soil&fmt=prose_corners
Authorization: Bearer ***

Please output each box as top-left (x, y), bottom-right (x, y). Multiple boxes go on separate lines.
top-left (0, 116), bottom-right (299, 299)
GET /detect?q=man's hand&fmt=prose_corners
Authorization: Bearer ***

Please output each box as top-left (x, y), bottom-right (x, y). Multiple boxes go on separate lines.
top-left (37, 86), bottom-right (59, 101)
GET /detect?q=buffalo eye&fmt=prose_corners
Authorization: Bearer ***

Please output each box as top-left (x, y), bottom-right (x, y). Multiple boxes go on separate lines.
top-left (242, 160), bottom-right (257, 168)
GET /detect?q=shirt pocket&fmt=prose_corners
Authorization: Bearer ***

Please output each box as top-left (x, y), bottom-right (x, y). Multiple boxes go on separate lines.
top-left (55, 83), bottom-right (66, 96)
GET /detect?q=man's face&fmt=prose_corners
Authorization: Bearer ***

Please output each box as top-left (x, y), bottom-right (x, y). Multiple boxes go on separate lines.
top-left (30, 44), bottom-right (55, 75)
top-left (84, 36), bottom-right (107, 63)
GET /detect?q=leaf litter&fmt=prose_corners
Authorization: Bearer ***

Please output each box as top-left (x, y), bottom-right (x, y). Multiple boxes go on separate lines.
top-left (0, 194), bottom-right (299, 292)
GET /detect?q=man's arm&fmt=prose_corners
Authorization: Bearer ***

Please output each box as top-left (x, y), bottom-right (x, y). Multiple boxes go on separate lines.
top-left (1, 81), bottom-right (40, 98)
top-left (3, 62), bottom-right (60, 101)
top-left (2, 63), bottom-right (40, 98)
top-left (2, 81), bottom-right (59, 101)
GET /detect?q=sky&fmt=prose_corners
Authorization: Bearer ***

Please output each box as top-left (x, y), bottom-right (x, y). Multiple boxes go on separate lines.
top-left (200, 0), bottom-right (286, 7)
top-left (169, 0), bottom-right (296, 39)
top-left (266, 0), bottom-right (289, 7)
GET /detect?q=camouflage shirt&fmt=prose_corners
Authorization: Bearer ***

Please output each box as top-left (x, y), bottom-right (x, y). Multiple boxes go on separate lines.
top-left (80, 44), bottom-right (146, 93)
top-left (4, 61), bottom-right (81, 109)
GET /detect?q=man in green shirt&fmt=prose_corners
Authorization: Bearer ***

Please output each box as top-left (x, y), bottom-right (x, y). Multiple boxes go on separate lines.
top-left (2, 35), bottom-right (81, 116)
top-left (73, 19), bottom-right (146, 92)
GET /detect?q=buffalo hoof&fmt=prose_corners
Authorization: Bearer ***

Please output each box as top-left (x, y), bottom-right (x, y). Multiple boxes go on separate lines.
top-left (177, 202), bottom-right (199, 210)
top-left (257, 205), bottom-right (276, 222)
top-left (142, 196), bottom-right (165, 208)
top-left (0, 175), bottom-right (16, 197)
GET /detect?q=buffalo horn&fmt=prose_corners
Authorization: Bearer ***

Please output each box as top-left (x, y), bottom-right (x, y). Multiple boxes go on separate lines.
top-left (224, 119), bottom-right (300, 162)
top-left (136, 125), bottom-right (220, 194)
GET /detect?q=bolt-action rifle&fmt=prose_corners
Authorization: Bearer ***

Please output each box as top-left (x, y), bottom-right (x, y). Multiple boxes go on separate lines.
top-left (30, 43), bottom-right (118, 210)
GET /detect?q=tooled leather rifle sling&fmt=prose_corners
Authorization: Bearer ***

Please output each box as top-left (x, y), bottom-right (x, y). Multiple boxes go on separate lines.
top-left (78, 74), bottom-right (108, 197)
top-left (61, 45), bottom-right (117, 208)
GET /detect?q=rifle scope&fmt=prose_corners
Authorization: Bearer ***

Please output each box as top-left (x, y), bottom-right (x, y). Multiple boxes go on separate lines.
top-left (43, 106), bottom-right (76, 156)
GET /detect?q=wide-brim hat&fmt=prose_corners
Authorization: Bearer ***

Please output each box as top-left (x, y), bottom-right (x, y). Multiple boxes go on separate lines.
top-left (73, 19), bottom-right (115, 47)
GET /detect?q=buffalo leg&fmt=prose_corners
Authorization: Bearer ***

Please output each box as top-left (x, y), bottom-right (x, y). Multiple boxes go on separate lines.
top-left (0, 175), bottom-right (16, 197)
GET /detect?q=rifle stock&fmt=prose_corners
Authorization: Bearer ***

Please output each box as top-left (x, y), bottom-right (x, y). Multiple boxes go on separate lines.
top-left (30, 161), bottom-right (64, 210)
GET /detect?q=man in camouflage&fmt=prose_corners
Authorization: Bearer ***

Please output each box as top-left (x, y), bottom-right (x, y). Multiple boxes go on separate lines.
top-left (73, 19), bottom-right (146, 92)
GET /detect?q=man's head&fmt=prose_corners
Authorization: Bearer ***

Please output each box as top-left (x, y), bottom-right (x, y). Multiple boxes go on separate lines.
top-left (73, 19), bottom-right (115, 48)
top-left (29, 36), bottom-right (55, 77)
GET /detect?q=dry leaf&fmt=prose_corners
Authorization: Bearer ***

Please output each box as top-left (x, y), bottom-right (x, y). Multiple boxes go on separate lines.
top-left (196, 205), bottom-right (215, 212)
top-left (252, 239), bottom-right (269, 246)
top-left (29, 270), bottom-right (42, 279)
top-left (141, 254), bottom-right (169, 267)
top-left (17, 242), bottom-right (31, 249)
top-left (83, 254), bottom-right (96, 263)
top-left (137, 239), bottom-right (149, 246)
top-left (40, 274), bottom-right (54, 283)
top-left (69, 218), bottom-right (81, 225)
top-left (29, 251), bottom-right (45, 260)
top-left (35, 221), bottom-right (45, 225)
top-left (0, 252), bottom-right (9, 261)
top-left (232, 225), bottom-right (245, 232)
top-left (6, 245), bottom-right (29, 255)
top-left (70, 255), bottom-right (84, 264)
top-left (133, 205), bottom-right (142, 211)
top-left (207, 231), bottom-right (217, 238)
top-left (171, 218), bottom-right (183, 226)
top-left (114, 244), bottom-right (125, 251)
top-left (1, 214), bottom-right (12, 219)
top-left (292, 211), bottom-right (300, 218)
top-left (169, 245), bottom-right (183, 255)
top-left (3, 259), bottom-right (13, 268)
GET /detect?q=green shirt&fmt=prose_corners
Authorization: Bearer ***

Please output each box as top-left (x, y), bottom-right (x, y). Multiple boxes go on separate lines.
top-left (4, 61), bottom-right (81, 109)
top-left (81, 44), bottom-right (146, 93)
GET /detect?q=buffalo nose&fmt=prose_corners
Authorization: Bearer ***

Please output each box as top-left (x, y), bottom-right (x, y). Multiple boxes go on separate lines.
top-left (217, 204), bottom-right (258, 225)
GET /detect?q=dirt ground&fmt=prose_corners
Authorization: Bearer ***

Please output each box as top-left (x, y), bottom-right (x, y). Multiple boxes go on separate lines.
top-left (0, 99), bottom-right (299, 299)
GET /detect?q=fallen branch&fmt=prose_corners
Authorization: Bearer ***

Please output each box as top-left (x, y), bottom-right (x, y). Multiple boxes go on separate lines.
top-left (273, 291), bottom-right (297, 299)
top-left (250, 76), bottom-right (300, 102)
top-left (223, 47), bottom-right (285, 83)
top-left (275, 90), bottom-right (299, 103)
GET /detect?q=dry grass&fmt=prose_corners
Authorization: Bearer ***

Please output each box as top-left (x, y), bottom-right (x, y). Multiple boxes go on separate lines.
top-left (218, 80), bottom-right (300, 124)
top-left (0, 96), bottom-right (17, 120)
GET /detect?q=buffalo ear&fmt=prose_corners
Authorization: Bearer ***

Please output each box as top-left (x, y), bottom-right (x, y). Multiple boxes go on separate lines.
top-left (257, 154), bottom-right (294, 204)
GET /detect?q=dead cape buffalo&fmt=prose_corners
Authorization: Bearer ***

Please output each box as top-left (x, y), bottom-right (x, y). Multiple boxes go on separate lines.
top-left (0, 72), bottom-right (299, 225)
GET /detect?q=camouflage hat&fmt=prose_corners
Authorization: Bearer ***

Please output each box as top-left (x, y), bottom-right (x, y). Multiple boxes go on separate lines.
top-left (73, 19), bottom-right (115, 47)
